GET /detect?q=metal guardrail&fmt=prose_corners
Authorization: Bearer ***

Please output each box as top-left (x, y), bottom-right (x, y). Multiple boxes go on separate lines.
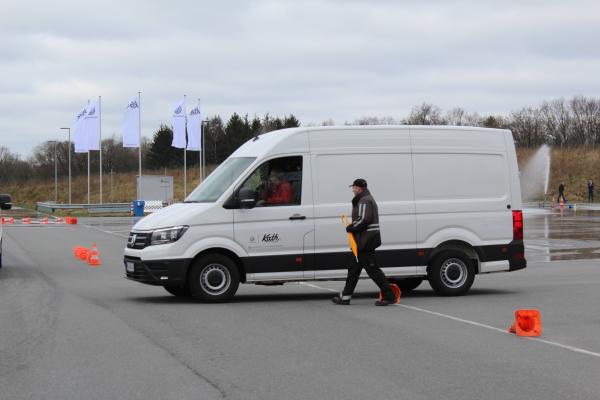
top-left (37, 202), bottom-right (131, 214)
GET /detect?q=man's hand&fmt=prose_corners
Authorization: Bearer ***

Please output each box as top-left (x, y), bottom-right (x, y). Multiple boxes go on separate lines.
top-left (346, 225), bottom-right (355, 233)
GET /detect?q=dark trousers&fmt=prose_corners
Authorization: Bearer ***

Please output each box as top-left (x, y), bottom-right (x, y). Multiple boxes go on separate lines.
top-left (341, 251), bottom-right (395, 300)
top-left (557, 193), bottom-right (567, 203)
top-left (589, 192), bottom-right (594, 203)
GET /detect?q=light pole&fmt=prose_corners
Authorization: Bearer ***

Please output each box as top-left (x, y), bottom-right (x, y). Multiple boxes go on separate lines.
top-left (60, 127), bottom-right (71, 204)
top-left (49, 140), bottom-right (58, 203)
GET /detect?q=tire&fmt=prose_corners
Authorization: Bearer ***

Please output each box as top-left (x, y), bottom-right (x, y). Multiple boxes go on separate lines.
top-left (428, 251), bottom-right (475, 296)
top-left (188, 254), bottom-right (240, 302)
top-left (163, 284), bottom-right (191, 297)
top-left (390, 277), bottom-right (423, 292)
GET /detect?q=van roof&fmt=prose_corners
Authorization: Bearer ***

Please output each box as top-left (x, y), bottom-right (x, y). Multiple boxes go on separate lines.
top-left (230, 125), bottom-right (511, 158)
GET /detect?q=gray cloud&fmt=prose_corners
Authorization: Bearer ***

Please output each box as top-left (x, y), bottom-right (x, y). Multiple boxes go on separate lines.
top-left (1, 0), bottom-right (600, 155)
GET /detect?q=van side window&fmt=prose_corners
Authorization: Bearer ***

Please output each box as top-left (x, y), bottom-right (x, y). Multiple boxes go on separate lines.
top-left (240, 156), bottom-right (302, 206)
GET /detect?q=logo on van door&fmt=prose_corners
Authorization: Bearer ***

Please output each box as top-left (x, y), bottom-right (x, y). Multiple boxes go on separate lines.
top-left (262, 233), bottom-right (280, 243)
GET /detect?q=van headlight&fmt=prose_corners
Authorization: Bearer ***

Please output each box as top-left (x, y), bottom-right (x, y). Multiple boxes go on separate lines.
top-left (150, 226), bottom-right (189, 246)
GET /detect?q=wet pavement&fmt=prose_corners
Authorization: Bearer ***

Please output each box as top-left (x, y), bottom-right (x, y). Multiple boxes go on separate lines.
top-left (4, 204), bottom-right (600, 263)
top-left (524, 203), bottom-right (600, 262)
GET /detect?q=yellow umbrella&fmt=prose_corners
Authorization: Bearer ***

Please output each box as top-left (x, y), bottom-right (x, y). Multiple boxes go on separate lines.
top-left (342, 214), bottom-right (358, 262)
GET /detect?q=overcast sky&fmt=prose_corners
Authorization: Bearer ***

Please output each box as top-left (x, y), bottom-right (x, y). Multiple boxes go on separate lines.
top-left (1, 0), bottom-right (600, 156)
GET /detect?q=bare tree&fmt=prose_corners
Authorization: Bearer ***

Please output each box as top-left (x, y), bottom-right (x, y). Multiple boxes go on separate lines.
top-left (404, 103), bottom-right (446, 125)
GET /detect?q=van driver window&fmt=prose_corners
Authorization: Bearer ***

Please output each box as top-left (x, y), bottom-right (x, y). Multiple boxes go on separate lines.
top-left (240, 156), bottom-right (302, 206)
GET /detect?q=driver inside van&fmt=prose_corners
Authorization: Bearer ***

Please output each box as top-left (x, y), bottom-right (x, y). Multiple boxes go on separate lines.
top-left (257, 168), bottom-right (293, 205)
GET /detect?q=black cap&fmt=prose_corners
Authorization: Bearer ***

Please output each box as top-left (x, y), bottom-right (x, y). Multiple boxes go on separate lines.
top-left (349, 178), bottom-right (367, 188)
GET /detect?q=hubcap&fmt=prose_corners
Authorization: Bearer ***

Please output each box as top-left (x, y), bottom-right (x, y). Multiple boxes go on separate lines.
top-left (440, 258), bottom-right (468, 288)
top-left (200, 263), bottom-right (231, 295)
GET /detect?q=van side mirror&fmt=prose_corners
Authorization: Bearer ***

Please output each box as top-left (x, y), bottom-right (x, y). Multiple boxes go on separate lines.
top-left (238, 187), bottom-right (256, 209)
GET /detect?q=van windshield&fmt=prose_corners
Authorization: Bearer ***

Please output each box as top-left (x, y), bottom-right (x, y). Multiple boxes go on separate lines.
top-left (185, 157), bottom-right (256, 203)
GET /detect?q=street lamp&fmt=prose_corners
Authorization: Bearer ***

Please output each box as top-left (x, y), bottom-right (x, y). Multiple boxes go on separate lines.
top-left (60, 127), bottom-right (71, 204)
top-left (49, 140), bottom-right (58, 203)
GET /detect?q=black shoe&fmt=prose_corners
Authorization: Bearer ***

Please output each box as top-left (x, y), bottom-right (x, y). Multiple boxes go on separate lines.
top-left (332, 295), bottom-right (350, 305)
top-left (374, 299), bottom-right (395, 306)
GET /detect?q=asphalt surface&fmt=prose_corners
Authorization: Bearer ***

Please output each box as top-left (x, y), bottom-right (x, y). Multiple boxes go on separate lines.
top-left (1, 216), bottom-right (600, 400)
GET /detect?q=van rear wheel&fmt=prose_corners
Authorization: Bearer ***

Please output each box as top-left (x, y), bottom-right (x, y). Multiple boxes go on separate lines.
top-left (390, 278), bottom-right (423, 292)
top-left (428, 251), bottom-right (475, 296)
top-left (189, 254), bottom-right (240, 302)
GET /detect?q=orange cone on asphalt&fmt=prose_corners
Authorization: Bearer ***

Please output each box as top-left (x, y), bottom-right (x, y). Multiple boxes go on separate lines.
top-left (379, 283), bottom-right (401, 304)
top-left (77, 247), bottom-right (90, 261)
top-left (508, 309), bottom-right (542, 337)
top-left (87, 244), bottom-right (101, 267)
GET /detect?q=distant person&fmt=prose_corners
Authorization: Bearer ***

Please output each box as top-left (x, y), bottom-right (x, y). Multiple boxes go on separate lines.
top-left (557, 182), bottom-right (567, 203)
top-left (331, 179), bottom-right (396, 306)
top-left (588, 179), bottom-right (594, 203)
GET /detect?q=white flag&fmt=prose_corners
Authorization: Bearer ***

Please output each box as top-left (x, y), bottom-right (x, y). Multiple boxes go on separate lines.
top-left (122, 97), bottom-right (140, 148)
top-left (84, 99), bottom-right (100, 151)
top-left (187, 101), bottom-right (201, 151)
top-left (73, 105), bottom-right (88, 153)
top-left (171, 98), bottom-right (186, 149)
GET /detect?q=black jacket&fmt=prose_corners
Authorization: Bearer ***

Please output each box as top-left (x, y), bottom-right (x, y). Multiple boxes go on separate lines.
top-left (346, 189), bottom-right (382, 252)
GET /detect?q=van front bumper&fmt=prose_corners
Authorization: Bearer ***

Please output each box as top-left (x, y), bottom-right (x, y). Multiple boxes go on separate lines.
top-left (124, 256), bottom-right (191, 286)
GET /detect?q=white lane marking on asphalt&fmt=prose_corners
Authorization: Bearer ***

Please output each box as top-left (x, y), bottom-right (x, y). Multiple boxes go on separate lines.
top-left (83, 224), bottom-right (130, 239)
top-left (300, 282), bottom-right (338, 292)
top-left (302, 282), bottom-right (600, 359)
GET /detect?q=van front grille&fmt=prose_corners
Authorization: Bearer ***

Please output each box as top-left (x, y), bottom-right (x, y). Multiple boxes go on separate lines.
top-left (127, 232), bottom-right (151, 249)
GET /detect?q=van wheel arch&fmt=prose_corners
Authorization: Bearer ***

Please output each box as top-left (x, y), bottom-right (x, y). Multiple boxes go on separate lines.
top-left (428, 241), bottom-right (480, 274)
top-left (188, 248), bottom-right (246, 283)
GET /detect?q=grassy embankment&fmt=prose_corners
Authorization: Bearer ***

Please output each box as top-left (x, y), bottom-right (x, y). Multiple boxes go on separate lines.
top-left (517, 147), bottom-right (600, 203)
top-left (5, 147), bottom-right (600, 210)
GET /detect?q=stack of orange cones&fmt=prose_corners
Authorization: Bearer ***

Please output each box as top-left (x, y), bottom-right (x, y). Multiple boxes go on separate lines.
top-left (87, 244), bottom-right (101, 267)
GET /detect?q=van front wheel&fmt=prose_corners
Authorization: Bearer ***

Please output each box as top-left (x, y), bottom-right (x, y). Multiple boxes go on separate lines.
top-left (428, 251), bottom-right (475, 296)
top-left (189, 254), bottom-right (240, 302)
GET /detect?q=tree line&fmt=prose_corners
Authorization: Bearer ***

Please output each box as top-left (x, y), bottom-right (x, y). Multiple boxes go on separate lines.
top-left (0, 113), bottom-right (300, 184)
top-left (2, 96), bottom-right (600, 185)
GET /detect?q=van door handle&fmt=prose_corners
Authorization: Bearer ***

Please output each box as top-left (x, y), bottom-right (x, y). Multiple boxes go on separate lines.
top-left (289, 214), bottom-right (306, 220)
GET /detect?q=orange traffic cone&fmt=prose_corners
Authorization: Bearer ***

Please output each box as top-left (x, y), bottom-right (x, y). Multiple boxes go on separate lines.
top-left (41, 217), bottom-right (48, 224)
top-left (87, 244), bottom-right (101, 266)
top-left (379, 283), bottom-right (401, 304)
top-left (77, 247), bottom-right (90, 261)
top-left (508, 309), bottom-right (542, 337)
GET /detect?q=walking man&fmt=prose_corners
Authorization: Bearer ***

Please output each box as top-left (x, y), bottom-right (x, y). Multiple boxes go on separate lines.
top-left (588, 179), bottom-right (594, 203)
top-left (557, 182), bottom-right (567, 204)
top-left (332, 179), bottom-right (396, 306)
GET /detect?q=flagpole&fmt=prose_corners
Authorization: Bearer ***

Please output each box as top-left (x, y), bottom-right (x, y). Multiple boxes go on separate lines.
top-left (198, 99), bottom-right (204, 184)
top-left (138, 91), bottom-right (142, 200)
top-left (87, 151), bottom-right (90, 204)
top-left (87, 99), bottom-right (90, 204)
top-left (202, 119), bottom-right (206, 180)
top-left (99, 95), bottom-right (103, 204)
top-left (184, 95), bottom-right (187, 197)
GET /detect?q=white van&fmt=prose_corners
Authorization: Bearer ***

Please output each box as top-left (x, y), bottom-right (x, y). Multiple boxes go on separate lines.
top-left (124, 126), bottom-right (526, 301)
